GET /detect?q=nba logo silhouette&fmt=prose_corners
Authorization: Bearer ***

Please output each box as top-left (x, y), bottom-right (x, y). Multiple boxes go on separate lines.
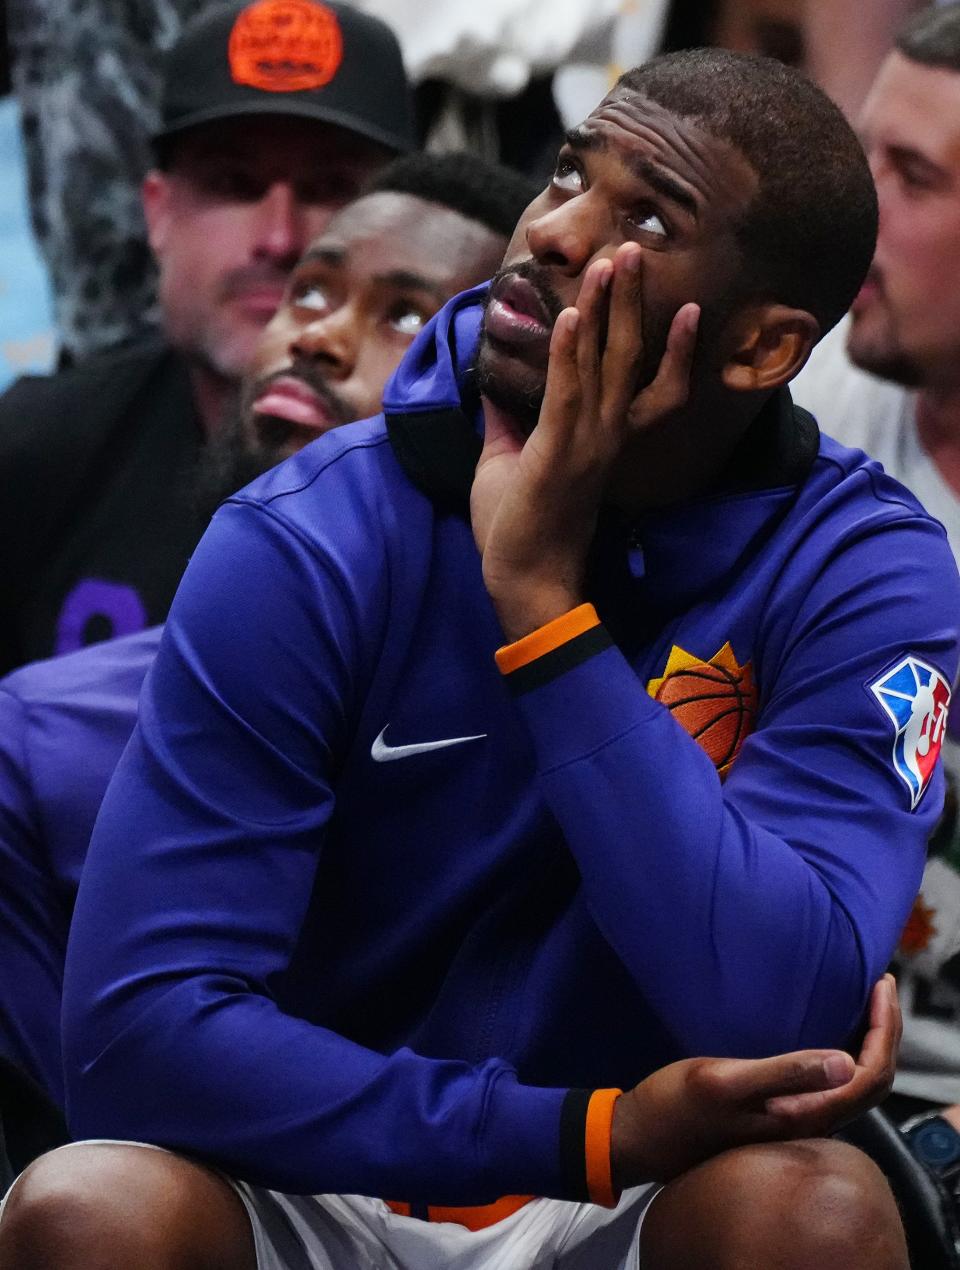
top-left (871, 656), bottom-right (951, 809)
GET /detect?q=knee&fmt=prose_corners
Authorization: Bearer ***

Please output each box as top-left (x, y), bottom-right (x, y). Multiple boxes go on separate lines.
top-left (0, 1142), bottom-right (254, 1270)
top-left (729, 1138), bottom-right (905, 1263)
top-left (643, 1138), bottom-right (908, 1270)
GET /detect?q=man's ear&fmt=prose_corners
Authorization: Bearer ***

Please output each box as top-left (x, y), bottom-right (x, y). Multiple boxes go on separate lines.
top-left (720, 304), bottom-right (820, 393)
top-left (141, 170), bottom-right (172, 258)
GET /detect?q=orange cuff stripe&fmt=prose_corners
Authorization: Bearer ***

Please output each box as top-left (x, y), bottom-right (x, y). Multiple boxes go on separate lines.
top-left (585, 1087), bottom-right (622, 1208)
top-left (495, 604), bottom-right (601, 676)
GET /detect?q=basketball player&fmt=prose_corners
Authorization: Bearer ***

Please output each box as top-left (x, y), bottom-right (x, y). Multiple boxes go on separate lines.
top-left (5, 48), bottom-right (958, 1270)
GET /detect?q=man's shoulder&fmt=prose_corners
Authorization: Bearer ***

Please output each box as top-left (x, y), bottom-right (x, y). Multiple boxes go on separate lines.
top-left (0, 334), bottom-right (179, 455)
top-left (0, 333), bottom-right (172, 412)
top-left (811, 429), bottom-right (949, 540)
top-left (0, 633), bottom-right (158, 870)
top-left (0, 627), bottom-right (162, 718)
top-left (227, 414), bottom-right (433, 542)
top-left (792, 318), bottom-right (913, 458)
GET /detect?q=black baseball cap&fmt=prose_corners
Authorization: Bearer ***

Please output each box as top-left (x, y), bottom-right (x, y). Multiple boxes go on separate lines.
top-left (154, 0), bottom-right (415, 156)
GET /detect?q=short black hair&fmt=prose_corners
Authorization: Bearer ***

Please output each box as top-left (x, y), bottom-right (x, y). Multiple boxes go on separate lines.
top-left (897, 3), bottom-right (960, 71)
top-left (364, 151), bottom-right (537, 240)
top-left (615, 49), bottom-right (878, 335)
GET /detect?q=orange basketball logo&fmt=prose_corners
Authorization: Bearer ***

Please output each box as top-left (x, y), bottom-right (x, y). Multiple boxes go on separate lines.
top-left (647, 642), bottom-right (757, 776)
top-left (229, 0), bottom-right (343, 93)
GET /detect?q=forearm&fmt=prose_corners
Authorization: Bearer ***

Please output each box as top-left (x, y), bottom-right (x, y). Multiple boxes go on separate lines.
top-left (496, 610), bottom-right (927, 1056)
top-left (62, 963), bottom-right (570, 1201)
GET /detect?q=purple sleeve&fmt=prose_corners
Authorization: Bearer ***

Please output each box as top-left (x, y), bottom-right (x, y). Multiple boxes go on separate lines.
top-left (62, 501), bottom-right (572, 1201)
top-left (0, 686), bottom-right (68, 1102)
top-left (502, 519), bottom-right (960, 1056)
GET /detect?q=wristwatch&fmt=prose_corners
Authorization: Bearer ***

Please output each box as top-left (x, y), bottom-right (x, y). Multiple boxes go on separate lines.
top-left (902, 1111), bottom-right (960, 1187)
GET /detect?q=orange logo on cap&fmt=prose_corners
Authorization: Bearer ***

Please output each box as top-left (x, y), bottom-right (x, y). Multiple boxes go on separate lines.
top-left (229, 0), bottom-right (343, 93)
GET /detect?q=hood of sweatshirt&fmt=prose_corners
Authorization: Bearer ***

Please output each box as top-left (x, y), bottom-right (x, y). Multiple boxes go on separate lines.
top-left (380, 284), bottom-right (835, 619)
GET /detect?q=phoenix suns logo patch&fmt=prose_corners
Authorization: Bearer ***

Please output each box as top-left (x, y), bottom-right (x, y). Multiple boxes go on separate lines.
top-left (229, 0), bottom-right (343, 92)
top-left (647, 642), bottom-right (757, 775)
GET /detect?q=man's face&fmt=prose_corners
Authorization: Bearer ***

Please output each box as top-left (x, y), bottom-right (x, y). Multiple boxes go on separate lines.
top-left (475, 90), bottom-right (758, 431)
top-left (238, 191), bottom-right (506, 459)
top-left (143, 115), bottom-right (390, 385)
top-left (848, 52), bottom-right (960, 388)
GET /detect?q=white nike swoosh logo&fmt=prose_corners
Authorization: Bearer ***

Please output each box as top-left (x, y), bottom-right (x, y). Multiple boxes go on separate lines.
top-left (370, 725), bottom-right (487, 762)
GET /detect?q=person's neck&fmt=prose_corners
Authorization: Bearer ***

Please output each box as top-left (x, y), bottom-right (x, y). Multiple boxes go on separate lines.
top-left (188, 363), bottom-right (235, 440)
top-left (915, 385), bottom-right (960, 498)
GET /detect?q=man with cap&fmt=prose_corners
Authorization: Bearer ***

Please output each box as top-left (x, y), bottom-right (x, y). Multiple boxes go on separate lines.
top-left (0, 0), bottom-right (414, 677)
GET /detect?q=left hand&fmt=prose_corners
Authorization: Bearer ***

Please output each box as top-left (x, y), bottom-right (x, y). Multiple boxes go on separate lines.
top-left (471, 243), bottom-right (699, 643)
top-left (610, 974), bottom-right (903, 1189)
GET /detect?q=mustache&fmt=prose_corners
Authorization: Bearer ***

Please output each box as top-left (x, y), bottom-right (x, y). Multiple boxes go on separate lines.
top-left (243, 363), bottom-right (354, 430)
top-left (485, 259), bottom-right (566, 326)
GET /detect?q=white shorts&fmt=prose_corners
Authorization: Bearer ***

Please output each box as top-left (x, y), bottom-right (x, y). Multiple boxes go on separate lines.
top-left (233, 1182), bottom-right (661, 1270)
top-left (1, 1140), bottom-right (660, 1270)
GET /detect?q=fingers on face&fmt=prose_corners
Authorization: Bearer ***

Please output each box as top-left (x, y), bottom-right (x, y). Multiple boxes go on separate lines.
top-left (574, 259), bottom-right (612, 394)
top-left (600, 245), bottom-right (645, 418)
top-left (640, 302), bottom-right (699, 419)
top-left (540, 258), bottom-right (610, 440)
top-left (666, 303), bottom-right (700, 365)
top-left (541, 307), bottom-right (584, 432)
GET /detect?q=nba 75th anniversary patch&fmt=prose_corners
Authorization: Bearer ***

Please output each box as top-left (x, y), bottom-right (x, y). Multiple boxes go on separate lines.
top-left (871, 656), bottom-right (951, 810)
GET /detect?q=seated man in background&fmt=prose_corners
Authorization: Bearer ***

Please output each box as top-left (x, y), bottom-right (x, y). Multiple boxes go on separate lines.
top-left (792, 0), bottom-right (960, 1204)
top-left (0, 0), bottom-right (414, 675)
top-left (4, 48), bottom-right (957, 1269)
top-left (0, 149), bottom-right (532, 1140)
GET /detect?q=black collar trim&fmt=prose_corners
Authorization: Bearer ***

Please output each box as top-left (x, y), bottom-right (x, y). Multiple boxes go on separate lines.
top-left (385, 386), bottom-right (820, 515)
top-left (714, 387), bottom-right (820, 496)
top-left (385, 406), bottom-right (480, 515)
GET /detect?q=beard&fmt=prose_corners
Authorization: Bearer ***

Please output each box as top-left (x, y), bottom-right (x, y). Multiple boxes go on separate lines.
top-left (190, 365), bottom-right (357, 532)
top-left (475, 260), bottom-right (565, 434)
top-left (853, 350), bottom-right (924, 389)
top-left (847, 282), bottom-right (925, 390)
top-left (475, 258), bottom-right (708, 435)
top-left (189, 404), bottom-right (284, 534)
top-left (847, 330), bottom-right (924, 389)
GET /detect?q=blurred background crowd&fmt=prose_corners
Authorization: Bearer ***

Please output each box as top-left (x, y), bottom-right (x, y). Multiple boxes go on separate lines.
top-left (0, 0), bottom-right (931, 386)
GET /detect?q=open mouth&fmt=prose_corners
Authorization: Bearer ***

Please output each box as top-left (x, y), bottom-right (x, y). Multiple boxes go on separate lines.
top-left (251, 375), bottom-right (338, 431)
top-left (484, 273), bottom-right (556, 349)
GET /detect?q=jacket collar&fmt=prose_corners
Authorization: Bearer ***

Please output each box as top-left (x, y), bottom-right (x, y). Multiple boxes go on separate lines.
top-left (385, 287), bottom-right (819, 514)
top-left (384, 290), bottom-right (821, 613)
